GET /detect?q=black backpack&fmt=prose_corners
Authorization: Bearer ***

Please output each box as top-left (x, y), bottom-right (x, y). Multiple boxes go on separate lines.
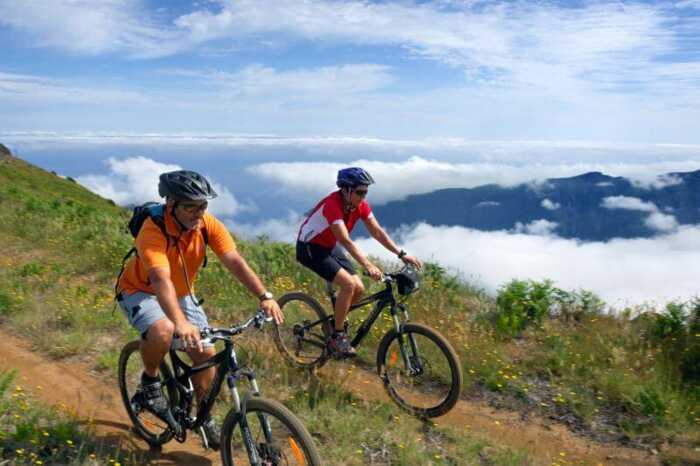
top-left (114, 202), bottom-right (208, 298)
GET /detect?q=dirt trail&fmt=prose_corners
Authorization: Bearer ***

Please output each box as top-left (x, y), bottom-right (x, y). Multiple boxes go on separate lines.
top-left (0, 328), bottom-right (219, 465)
top-left (0, 327), bottom-right (694, 466)
top-left (315, 363), bottom-right (670, 466)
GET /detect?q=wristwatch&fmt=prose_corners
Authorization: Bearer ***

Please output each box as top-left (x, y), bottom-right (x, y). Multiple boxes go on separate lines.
top-left (258, 291), bottom-right (274, 302)
top-left (397, 249), bottom-right (407, 259)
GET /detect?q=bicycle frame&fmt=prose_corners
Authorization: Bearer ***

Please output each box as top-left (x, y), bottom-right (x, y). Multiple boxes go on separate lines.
top-left (165, 338), bottom-right (268, 461)
top-left (318, 279), bottom-right (410, 349)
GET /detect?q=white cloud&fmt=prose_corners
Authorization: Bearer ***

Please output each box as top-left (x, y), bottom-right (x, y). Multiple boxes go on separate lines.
top-left (356, 223), bottom-right (700, 306)
top-left (77, 156), bottom-right (180, 205)
top-left (513, 219), bottom-right (558, 236)
top-left (645, 212), bottom-right (679, 233)
top-left (541, 198), bottom-right (560, 210)
top-left (225, 211), bottom-right (303, 242)
top-left (0, 72), bottom-right (149, 105)
top-left (76, 156), bottom-right (249, 217)
top-left (166, 1), bottom-right (700, 101)
top-left (249, 156), bottom-right (700, 204)
top-left (2, 1), bottom-right (697, 101)
top-left (601, 196), bottom-right (678, 233)
top-left (163, 64), bottom-right (394, 97)
top-left (601, 196), bottom-right (657, 213)
top-left (0, 0), bottom-right (177, 58)
top-left (676, 1), bottom-right (700, 10)
top-left (643, 174), bottom-right (684, 189)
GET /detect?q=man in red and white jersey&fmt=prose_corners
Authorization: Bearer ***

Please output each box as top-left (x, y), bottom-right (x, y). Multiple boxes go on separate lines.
top-left (296, 167), bottom-right (422, 357)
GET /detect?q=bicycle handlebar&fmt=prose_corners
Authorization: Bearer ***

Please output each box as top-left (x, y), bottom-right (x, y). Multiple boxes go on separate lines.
top-left (199, 310), bottom-right (272, 344)
top-left (362, 270), bottom-right (392, 283)
top-left (362, 265), bottom-right (418, 285)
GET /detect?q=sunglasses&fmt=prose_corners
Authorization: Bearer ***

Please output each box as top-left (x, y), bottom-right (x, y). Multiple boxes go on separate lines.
top-left (178, 201), bottom-right (208, 213)
top-left (353, 189), bottom-right (368, 197)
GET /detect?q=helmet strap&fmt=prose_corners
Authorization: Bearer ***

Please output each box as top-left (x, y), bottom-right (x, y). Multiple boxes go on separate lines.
top-left (340, 187), bottom-right (355, 213)
top-left (170, 201), bottom-right (190, 232)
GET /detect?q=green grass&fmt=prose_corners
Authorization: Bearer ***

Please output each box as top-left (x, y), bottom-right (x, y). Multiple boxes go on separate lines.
top-left (0, 370), bottom-right (136, 466)
top-left (0, 153), bottom-right (698, 463)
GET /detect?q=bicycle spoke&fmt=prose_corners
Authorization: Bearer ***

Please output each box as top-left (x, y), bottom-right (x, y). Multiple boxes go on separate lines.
top-left (118, 341), bottom-right (176, 446)
top-left (378, 324), bottom-right (462, 417)
top-left (274, 293), bottom-right (329, 368)
top-left (223, 399), bottom-right (321, 466)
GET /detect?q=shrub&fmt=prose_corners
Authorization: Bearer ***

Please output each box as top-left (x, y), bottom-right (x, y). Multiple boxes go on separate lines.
top-left (494, 279), bottom-right (554, 336)
top-left (652, 302), bottom-right (687, 340)
top-left (681, 300), bottom-right (700, 383)
top-left (647, 299), bottom-right (700, 384)
top-left (551, 288), bottom-right (605, 322)
top-left (493, 280), bottom-right (605, 337)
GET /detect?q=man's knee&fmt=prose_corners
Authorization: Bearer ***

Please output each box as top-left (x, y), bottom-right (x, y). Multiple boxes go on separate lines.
top-left (189, 346), bottom-right (216, 363)
top-left (353, 276), bottom-right (365, 296)
top-left (146, 318), bottom-right (175, 344)
top-left (335, 272), bottom-right (356, 293)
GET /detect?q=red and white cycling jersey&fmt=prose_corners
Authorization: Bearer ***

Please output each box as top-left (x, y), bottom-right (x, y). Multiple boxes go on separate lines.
top-left (297, 191), bottom-right (373, 248)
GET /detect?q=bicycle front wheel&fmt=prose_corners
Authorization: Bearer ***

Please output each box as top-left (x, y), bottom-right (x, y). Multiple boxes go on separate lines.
top-left (118, 340), bottom-right (178, 447)
top-left (376, 323), bottom-right (463, 418)
top-left (273, 292), bottom-right (329, 369)
top-left (220, 397), bottom-right (322, 466)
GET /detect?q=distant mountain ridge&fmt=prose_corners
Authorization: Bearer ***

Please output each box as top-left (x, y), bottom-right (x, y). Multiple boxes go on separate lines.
top-left (373, 170), bottom-right (700, 241)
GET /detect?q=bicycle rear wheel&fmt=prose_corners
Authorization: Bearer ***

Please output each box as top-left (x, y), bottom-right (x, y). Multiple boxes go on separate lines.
top-left (118, 340), bottom-right (178, 447)
top-left (273, 292), bottom-right (329, 369)
top-left (376, 323), bottom-right (462, 418)
top-left (220, 397), bottom-right (322, 466)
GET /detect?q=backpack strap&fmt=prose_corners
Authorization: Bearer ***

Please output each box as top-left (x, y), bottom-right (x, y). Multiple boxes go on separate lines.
top-left (201, 226), bottom-right (209, 268)
top-left (114, 247), bottom-right (137, 300)
top-left (115, 205), bottom-right (170, 301)
top-left (148, 205), bottom-right (171, 248)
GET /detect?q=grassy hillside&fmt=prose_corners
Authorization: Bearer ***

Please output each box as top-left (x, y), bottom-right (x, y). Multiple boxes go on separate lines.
top-left (0, 151), bottom-right (698, 465)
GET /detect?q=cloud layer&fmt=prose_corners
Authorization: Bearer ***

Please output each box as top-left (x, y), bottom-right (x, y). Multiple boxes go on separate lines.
top-left (357, 223), bottom-right (700, 306)
top-left (250, 155), bottom-right (700, 204)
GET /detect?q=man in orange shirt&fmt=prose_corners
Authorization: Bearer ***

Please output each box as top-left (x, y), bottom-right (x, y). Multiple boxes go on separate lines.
top-left (116, 170), bottom-right (283, 450)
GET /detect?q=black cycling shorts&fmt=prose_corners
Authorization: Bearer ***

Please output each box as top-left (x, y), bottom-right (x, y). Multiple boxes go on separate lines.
top-left (296, 241), bottom-right (356, 282)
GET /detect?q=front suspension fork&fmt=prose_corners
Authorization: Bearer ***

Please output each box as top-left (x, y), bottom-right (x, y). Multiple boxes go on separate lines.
top-left (228, 372), bottom-right (272, 465)
top-left (392, 304), bottom-right (422, 375)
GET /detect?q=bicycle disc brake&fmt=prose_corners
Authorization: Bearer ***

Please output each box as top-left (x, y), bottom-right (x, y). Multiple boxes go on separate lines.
top-left (257, 442), bottom-right (282, 465)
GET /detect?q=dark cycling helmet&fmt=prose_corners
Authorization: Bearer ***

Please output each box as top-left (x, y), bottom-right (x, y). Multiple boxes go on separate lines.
top-left (336, 167), bottom-right (375, 188)
top-left (158, 170), bottom-right (218, 201)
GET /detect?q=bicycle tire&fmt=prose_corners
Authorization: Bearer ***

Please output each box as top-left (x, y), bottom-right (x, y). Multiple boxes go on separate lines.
top-left (273, 292), bottom-right (330, 369)
top-left (376, 323), bottom-right (462, 418)
top-left (220, 397), bottom-right (323, 466)
top-left (118, 340), bottom-right (178, 447)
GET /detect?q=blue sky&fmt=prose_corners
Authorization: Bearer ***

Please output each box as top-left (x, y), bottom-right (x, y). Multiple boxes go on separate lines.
top-left (1, 0), bottom-right (700, 141)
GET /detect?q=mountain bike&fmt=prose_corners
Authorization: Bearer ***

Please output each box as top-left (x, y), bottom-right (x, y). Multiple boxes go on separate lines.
top-left (273, 266), bottom-right (462, 418)
top-left (118, 310), bottom-right (322, 466)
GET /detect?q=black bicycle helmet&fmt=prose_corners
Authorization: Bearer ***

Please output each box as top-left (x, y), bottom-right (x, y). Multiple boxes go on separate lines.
top-left (158, 170), bottom-right (218, 201)
top-left (336, 167), bottom-right (375, 189)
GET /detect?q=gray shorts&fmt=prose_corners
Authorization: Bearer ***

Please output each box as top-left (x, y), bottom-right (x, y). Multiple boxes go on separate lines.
top-left (117, 291), bottom-right (213, 349)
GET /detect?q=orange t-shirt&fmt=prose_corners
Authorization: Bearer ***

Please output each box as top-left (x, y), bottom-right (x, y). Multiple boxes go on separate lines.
top-left (118, 209), bottom-right (236, 298)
